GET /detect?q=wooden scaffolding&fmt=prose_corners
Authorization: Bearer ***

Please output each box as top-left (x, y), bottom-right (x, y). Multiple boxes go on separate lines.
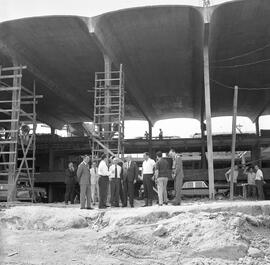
top-left (88, 64), bottom-right (125, 161)
top-left (0, 65), bottom-right (39, 202)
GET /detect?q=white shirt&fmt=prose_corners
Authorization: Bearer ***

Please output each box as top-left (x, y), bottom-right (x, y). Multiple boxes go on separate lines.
top-left (98, 160), bottom-right (110, 176)
top-left (109, 164), bottom-right (122, 179)
top-left (255, 169), bottom-right (264, 181)
top-left (142, 158), bottom-right (155, 175)
top-left (90, 167), bottom-right (99, 184)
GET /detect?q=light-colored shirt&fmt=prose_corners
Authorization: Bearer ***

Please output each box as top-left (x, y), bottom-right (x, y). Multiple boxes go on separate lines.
top-left (255, 169), bottom-right (264, 181)
top-left (109, 164), bottom-right (122, 179)
top-left (90, 167), bottom-right (99, 185)
top-left (142, 158), bottom-right (155, 175)
top-left (247, 172), bottom-right (256, 185)
top-left (98, 160), bottom-right (110, 176)
top-left (225, 169), bottom-right (238, 183)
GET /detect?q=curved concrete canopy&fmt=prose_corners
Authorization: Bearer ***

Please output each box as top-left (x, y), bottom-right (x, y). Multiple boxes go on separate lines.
top-left (92, 6), bottom-right (204, 122)
top-left (209, 0), bottom-right (270, 121)
top-left (0, 0), bottom-right (270, 129)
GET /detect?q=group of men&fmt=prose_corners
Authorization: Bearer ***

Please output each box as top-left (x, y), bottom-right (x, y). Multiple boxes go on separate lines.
top-left (225, 164), bottom-right (265, 200)
top-left (64, 148), bottom-right (185, 210)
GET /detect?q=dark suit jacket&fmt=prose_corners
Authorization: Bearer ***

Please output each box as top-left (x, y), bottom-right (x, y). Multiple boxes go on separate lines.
top-left (123, 161), bottom-right (139, 182)
top-left (65, 168), bottom-right (77, 185)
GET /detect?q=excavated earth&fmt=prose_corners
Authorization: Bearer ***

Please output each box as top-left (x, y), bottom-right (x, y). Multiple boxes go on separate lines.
top-left (0, 200), bottom-right (270, 265)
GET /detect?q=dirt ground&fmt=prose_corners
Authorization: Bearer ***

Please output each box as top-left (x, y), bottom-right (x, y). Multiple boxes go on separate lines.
top-left (1, 200), bottom-right (270, 265)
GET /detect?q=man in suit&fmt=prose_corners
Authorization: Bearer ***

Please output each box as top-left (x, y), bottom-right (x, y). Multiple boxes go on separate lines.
top-left (64, 162), bottom-right (77, 205)
top-left (123, 155), bottom-right (139, 207)
top-left (77, 155), bottom-right (92, 210)
top-left (169, 148), bottom-right (184, 206)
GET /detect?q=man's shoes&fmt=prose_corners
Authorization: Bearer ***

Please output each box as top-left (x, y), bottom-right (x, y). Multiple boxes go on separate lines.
top-left (164, 202), bottom-right (168, 205)
top-left (105, 205), bottom-right (110, 208)
top-left (172, 202), bottom-right (181, 206)
top-left (86, 207), bottom-right (94, 210)
top-left (142, 204), bottom-right (148, 207)
top-left (99, 206), bottom-right (106, 209)
top-left (80, 207), bottom-right (85, 210)
top-left (158, 204), bottom-right (163, 206)
top-left (122, 205), bottom-right (127, 208)
top-left (130, 205), bottom-right (134, 208)
top-left (115, 205), bottom-right (120, 207)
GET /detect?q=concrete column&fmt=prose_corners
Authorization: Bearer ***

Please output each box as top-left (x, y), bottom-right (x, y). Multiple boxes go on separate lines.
top-left (50, 127), bottom-right (55, 135)
top-left (200, 94), bottom-right (207, 169)
top-left (103, 54), bottom-right (112, 149)
top-left (252, 117), bottom-right (261, 166)
top-left (148, 121), bottom-right (153, 157)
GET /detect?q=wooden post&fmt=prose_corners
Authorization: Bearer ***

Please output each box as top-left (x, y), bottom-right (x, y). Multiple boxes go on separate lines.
top-left (203, 23), bottom-right (215, 199)
top-left (230, 85), bottom-right (238, 200)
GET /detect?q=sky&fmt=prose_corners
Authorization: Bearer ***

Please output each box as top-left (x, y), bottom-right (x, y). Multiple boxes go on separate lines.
top-left (0, 0), bottom-right (233, 22)
top-left (1, 0), bottom-right (270, 138)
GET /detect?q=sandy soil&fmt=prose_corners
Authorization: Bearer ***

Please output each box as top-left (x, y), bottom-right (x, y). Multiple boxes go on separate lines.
top-left (1, 200), bottom-right (270, 265)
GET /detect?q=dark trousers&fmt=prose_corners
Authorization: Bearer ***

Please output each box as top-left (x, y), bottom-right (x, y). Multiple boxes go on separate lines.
top-left (110, 178), bottom-right (120, 206)
top-left (65, 183), bottom-right (75, 204)
top-left (122, 180), bottom-right (128, 206)
top-left (99, 176), bottom-right (109, 208)
top-left (248, 184), bottom-right (257, 199)
top-left (127, 181), bottom-right (135, 206)
top-left (256, 180), bottom-right (265, 200)
top-left (122, 180), bottom-right (134, 207)
top-left (143, 174), bottom-right (153, 205)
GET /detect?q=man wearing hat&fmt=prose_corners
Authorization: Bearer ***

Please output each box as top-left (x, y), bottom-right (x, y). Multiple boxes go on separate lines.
top-left (77, 155), bottom-right (92, 209)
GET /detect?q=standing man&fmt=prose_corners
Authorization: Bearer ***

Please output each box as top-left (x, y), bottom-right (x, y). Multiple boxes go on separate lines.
top-left (77, 155), bottom-right (92, 210)
top-left (169, 148), bottom-right (184, 206)
top-left (64, 162), bottom-right (77, 205)
top-left (155, 151), bottom-right (169, 206)
top-left (159, 129), bottom-right (163, 140)
top-left (123, 155), bottom-right (139, 208)
top-left (254, 165), bottom-right (265, 200)
top-left (90, 161), bottom-right (99, 205)
top-left (98, 154), bottom-right (110, 209)
top-left (243, 166), bottom-right (256, 199)
top-left (225, 165), bottom-right (239, 196)
top-left (109, 158), bottom-right (122, 207)
top-left (142, 152), bottom-right (155, 207)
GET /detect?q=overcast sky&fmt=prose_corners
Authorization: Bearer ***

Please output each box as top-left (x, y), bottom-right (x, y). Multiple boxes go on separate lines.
top-left (1, 0), bottom-right (269, 138)
top-left (0, 0), bottom-right (233, 22)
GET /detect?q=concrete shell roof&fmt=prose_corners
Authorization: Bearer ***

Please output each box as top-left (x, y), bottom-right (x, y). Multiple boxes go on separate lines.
top-left (0, 0), bottom-right (270, 128)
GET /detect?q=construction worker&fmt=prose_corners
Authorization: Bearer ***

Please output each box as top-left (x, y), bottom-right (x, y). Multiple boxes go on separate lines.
top-left (168, 148), bottom-right (184, 206)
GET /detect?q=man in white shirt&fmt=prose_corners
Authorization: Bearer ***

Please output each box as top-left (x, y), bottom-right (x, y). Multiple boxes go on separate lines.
top-left (142, 152), bottom-right (155, 206)
top-left (98, 154), bottom-right (110, 209)
top-left (254, 165), bottom-right (265, 200)
top-left (90, 161), bottom-right (99, 205)
top-left (109, 158), bottom-right (122, 207)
